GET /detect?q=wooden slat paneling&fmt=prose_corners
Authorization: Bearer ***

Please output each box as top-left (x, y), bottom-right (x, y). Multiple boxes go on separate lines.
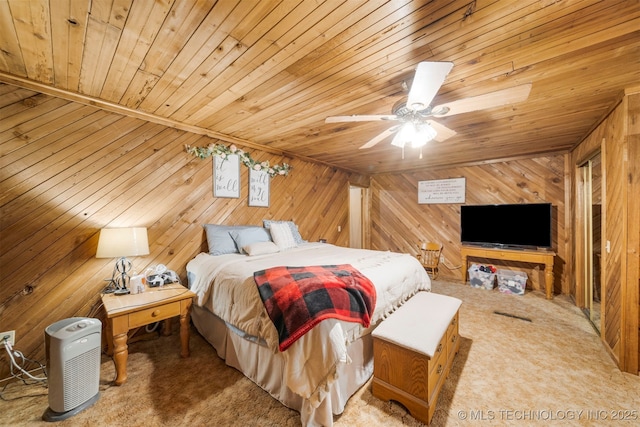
top-left (569, 87), bottom-right (640, 373)
top-left (624, 90), bottom-right (640, 374)
top-left (49, 0), bottom-right (90, 90)
top-left (602, 104), bottom-right (625, 359)
top-left (370, 155), bottom-right (567, 293)
top-left (1, 0), bottom-right (638, 174)
top-left (6, 0), bottom-right (53, 84)
top-left (0, 1), bottom-right (27, 76)
top-left (0, 85), bottom-right (361, 378)
top-left (99, 0), bottom-right (175, 102)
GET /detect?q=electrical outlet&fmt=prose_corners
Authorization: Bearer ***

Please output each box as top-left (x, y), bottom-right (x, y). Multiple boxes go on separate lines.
top-left (440, 255), bottom-right (445, 263)
top-left (0, 330), bottom-right (15, 348)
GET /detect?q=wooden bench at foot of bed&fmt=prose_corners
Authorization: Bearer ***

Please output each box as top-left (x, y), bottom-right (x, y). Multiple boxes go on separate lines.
top-left (372, 291), bottom-right (462, 425)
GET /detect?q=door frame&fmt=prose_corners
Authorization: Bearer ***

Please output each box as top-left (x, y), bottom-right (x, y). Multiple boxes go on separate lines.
top-left (349, 184), bottom-right (370, 249)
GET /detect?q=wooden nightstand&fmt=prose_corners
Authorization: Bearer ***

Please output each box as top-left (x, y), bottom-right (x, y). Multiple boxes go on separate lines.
top-left (101, 282), bottom-right (196, 385)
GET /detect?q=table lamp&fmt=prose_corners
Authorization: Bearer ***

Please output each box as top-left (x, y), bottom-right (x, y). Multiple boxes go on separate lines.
top-left (96, 227), bottom-right (149, 295)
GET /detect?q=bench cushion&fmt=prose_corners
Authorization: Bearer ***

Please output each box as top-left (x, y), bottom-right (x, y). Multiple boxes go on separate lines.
top-left (372, 291), bottom-right (461, 358)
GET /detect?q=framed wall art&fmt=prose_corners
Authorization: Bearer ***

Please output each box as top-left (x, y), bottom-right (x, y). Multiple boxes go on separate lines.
top-left (213, 154), bottom-right (240, 198)
top-left (418, 177), bottom-right (466, 204)
top-left (248, 168), bottom-right (270, 207)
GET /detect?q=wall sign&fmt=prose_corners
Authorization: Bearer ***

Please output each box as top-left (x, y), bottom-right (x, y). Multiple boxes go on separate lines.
top-left (213, 154), bottom-right (240, 198)
top-left (249, 169), bottom-right (270, 207)
top-left (418, 177), bottom-right (466, 204)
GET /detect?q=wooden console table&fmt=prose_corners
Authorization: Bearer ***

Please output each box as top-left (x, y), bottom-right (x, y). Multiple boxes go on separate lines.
top-left (461, 246), bottom-right (556, 299)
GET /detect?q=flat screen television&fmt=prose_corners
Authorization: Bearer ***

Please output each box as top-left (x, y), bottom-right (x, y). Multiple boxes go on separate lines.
top-left (460, 203), bottom-right (553, 249)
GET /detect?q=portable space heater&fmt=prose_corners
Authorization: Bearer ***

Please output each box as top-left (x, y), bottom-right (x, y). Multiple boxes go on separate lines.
top-left (42, 317), bottom-right (102, 422)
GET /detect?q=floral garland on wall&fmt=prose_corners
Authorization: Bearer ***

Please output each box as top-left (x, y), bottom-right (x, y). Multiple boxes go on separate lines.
top-left (185, 143), bottom-right (291, 177)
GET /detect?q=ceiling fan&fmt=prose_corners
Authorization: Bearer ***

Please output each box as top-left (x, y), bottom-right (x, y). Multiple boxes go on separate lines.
top-left (325, 62), bottom-right (532, 152)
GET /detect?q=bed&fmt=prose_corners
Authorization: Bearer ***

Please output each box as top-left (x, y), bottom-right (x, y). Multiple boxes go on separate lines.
top-left (186, 222), bottom-right (431, 426)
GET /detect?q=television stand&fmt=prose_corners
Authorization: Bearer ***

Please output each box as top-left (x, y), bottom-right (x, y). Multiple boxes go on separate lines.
top-left (460, 245), bottom-right (556, 299)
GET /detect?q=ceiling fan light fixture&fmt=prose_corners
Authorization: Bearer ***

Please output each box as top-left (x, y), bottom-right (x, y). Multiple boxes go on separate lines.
top-left (414, 123), bottom-right (437, 147)
top-left (412, 138), bottom-right (427, 148)
top-left (391, 123), bottom-right (416, 148)
top-left (425, 122), bottom-right (437, 138)
top-left (391, 122), bottom-right (437, 149)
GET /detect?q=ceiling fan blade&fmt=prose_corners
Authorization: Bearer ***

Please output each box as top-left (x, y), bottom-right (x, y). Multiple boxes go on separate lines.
top-left (432, 83), bottom-right (532, 117)
top-left (359, 126), bottom-right (400, 149)
top-left (427, 120), bottom-right (457, 142)
top-left (325, 115), bottom-right (397, 123)
top-left (406, 61), bottom-right (454, 111)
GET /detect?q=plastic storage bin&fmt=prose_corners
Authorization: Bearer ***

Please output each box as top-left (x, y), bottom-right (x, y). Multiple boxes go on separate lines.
top-left (497, 269), bottom-right (528, 295)
top-left (468, 264), bottom-right (496, 290)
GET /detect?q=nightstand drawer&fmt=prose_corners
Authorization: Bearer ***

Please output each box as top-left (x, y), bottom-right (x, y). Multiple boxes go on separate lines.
top-left (129, 301), bottom-right (181, 328)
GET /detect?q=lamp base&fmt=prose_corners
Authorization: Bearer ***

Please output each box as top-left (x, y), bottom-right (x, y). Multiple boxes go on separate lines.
top-left (114, 288), bottom-right (130, 296)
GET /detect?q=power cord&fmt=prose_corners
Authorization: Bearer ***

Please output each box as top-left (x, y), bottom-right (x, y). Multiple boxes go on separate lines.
top-left (0, 337), bottom-right (48, 401)
top-left (441, 259), bottom-right (462, 270)
top-left (2, 339), bottom-right (47, 382)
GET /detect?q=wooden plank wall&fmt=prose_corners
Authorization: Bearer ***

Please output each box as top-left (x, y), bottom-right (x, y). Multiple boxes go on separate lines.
top-left (569, 89), bottom-right (640, 374)
top-left (0, 83), bottom-right (363, 378)
top-left (571, 100), bottom-right (624, 361)
top-left (369, 156), bottom-right (568, 294)
top-left (603, 106), bottom-right (625, 361)
top-left (628, 91), bottom-right (640, 374)
top-left (626, 90), bottom-right (640, 374)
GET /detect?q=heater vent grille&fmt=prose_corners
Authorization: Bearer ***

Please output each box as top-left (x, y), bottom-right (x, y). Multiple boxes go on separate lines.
top-left (63, 346), bottom-right (101, 410)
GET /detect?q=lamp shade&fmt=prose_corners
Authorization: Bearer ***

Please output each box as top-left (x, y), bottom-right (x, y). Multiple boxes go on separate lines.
top-left (96, 228), bottom-right (150, 258)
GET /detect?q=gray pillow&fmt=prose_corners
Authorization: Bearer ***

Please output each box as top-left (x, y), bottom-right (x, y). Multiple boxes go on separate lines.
top-left (203, 224), bottom-right (260, 255)
top-left (230, 227), bottom-right (272, 254)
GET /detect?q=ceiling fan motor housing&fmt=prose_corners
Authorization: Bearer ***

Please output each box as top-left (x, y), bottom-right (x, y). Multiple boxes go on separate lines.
top-left (392, 99), bottom-right (432, 121)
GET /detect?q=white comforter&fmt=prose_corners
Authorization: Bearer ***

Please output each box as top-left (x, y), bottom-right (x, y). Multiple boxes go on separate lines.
top-left (186, 243), bottom-right (431, 405)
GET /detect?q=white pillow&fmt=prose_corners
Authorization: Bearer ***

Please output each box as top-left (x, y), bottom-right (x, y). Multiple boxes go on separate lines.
top-left (269, 222), bottom-right (297, 250)
top-left (243, 241), bottom-right (280, 256)
top-left (263, 219), bottom-right (305, 244)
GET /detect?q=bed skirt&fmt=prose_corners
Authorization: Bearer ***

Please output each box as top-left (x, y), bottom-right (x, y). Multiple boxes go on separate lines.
top-left (191, 304), bottom-right (374, 426)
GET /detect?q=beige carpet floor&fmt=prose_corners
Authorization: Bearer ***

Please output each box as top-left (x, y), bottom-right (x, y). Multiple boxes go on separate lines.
top-left (2, 280), bottom-right (639, 426)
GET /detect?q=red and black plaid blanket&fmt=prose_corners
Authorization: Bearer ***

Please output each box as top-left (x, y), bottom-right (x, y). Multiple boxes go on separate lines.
top-left (254, 264), bottom-right (377, 351)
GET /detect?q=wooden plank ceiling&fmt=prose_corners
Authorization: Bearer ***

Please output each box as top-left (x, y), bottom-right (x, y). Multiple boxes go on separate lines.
top-left (0, 0), bottom-right (638, 175)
